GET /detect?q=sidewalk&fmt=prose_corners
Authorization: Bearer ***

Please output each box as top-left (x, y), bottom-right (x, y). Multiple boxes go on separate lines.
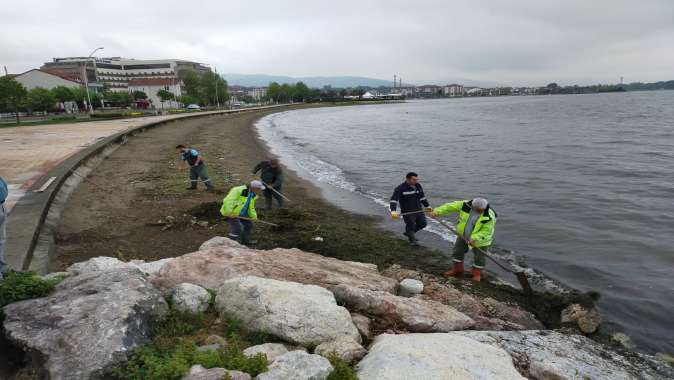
top-left (0, 106), bottom-right (286, 272)
top-left (0, 112), bottom-right (227, 213)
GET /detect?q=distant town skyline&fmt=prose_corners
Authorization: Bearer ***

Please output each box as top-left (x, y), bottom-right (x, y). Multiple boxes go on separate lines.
top-left (1, 0), bottom-right (673, 86)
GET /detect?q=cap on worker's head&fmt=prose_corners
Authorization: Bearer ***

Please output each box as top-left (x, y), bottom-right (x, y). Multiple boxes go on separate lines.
top-left (472, 197), bottom-right (489, 210)
top-left (250, 180), bottom-right (266, 190)
top-left (175, 144), bottom-right (186, 149)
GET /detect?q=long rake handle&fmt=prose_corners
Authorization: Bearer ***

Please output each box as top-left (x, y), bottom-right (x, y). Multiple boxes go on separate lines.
top-left (434, 218), bottom-right (514, 273)
top-left (261, 181), bottom-right (292, 202)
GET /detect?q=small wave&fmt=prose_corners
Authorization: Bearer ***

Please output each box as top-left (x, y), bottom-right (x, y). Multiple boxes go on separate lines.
top-left (255, 113), bottom-right (572, 295)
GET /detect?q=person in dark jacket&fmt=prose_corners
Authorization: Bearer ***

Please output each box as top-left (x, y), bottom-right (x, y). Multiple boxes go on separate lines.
top-left (390, 172), bottom-right (433, 246)
top-left (252, 158), bottom-right (284, 209)
top-left (0, 176), bottom-right (8, 280)
top-left (176, 145), bottom-right (213, 190)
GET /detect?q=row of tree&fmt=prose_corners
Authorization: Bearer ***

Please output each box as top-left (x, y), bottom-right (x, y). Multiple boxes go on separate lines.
top-left (179, 71), bottom-right (229, 106)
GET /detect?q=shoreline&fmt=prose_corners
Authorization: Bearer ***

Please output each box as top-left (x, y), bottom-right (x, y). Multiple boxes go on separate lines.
top-left (53, 104), bottom-right (592, 330)
top-left (46, 104), bottom-right (671, 361)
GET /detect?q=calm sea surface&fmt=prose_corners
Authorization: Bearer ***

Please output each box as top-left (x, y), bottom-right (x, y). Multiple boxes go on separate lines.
top-left (256, 92), bottom-right (674, 353)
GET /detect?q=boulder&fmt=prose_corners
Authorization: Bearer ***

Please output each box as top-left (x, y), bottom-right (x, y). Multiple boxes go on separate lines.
top-left (171, 283), bottom-right (211, 315)
top-left (2, 266), bottom-right (168, 379)
top-left (67, 256), bottom-right (135, 275)
top-left (457, 330), bottom-right (665, 380)
top-left (131, 258), bottom-right (175, 276)
top-left (199, 236), bottom-right (245, 250)
top-left (152, 246), bottom-right (397, 293)
top-left (243, 343), bottom-right (289, 363)
top-left (350, 312), bottom-right (371, 339)
top-left (314, 337), bottom-right (367, 363)
top-left (257, 351), bottom-right (333, 380)
top-left (388, 271), bottom-right (543, 330)
top-left (332, 284), bottom-right (474, 332)
top-left (399, 278), bottom-right (423, 297)
top-left (182, 365), bottom-right (251, 380)
top-left (215, 276), bottom-right (360, 347)
top-left (560, 303), bottom-right (602, 333)
top-left (356, 333), bottom-right (525, 380)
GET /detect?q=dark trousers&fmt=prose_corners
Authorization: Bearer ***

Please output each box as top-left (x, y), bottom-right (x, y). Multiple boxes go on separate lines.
top-left (227, 218), bottom-right (253, 243)
top-left (189, 164), bottom-right (213, 189)
top-left (403, 212), bottom-right (427, 241)
top-left (453, 238), bottom-right (489, 269)
top-left (263, 187), bottom-right (284, 209)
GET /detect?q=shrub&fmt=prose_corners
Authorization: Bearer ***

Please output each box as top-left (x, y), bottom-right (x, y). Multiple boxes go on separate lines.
top-left (110, 309), bottom-right (268, 380)
top-left (0, 271), bottom-right (62, 308)
top-left (326, 354), bottom-right (359, 380)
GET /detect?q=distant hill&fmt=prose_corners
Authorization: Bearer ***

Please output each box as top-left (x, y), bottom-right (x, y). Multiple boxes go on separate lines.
top-left (623, 80), bottom-right (674, 91)
top-left (222, 73), bottom-right (405, 88)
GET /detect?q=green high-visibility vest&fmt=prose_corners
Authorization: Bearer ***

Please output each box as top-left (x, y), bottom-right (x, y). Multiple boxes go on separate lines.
top-left (434, 200), bottom-right (497, 247)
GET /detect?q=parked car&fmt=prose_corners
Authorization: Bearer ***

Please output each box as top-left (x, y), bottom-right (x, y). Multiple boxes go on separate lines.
top-left (187, 104), bottom-right (201, 110)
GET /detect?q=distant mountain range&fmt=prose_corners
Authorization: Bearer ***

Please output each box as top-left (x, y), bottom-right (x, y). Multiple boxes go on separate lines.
top-left (222, 73), bottom-right (500, 88)
top-left (222, 73), bottom-right (404, 88)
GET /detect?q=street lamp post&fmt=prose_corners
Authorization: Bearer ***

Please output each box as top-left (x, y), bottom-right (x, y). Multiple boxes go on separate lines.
top-left (83, 47), bottom-right (104, 115)
top-left (214, 66), bottom-right (220, 109)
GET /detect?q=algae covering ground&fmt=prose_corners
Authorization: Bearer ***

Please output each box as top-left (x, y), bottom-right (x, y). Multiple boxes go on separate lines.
top-left (53, 106), bottom-right (586, 330)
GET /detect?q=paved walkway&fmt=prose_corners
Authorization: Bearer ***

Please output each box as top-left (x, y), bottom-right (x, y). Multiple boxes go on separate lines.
top-left (0, 112), bottom-right (228, 213)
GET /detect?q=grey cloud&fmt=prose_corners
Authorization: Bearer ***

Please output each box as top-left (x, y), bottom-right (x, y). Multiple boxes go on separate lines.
top-left (0, 0), bottom-right (673, 86)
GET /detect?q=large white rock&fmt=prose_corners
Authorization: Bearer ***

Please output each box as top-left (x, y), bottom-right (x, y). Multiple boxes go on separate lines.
top-left (171, 283), bottom-right (211, 315)
top-left (257, 351), bottom-right (333, 380)
top-left (332, 284), bottom-right (474, 332)
top-left (131, 258), bottom-right (175, 276)
top-left (152, 246), bottom-right (397, 293)
top-left (67, 256), bottom-right (135, 275)
top-left (356, 333), bottom-right (525, 380)
top-left (243, 343), bottom-right (290, 363)
top-left (399, 278), bottom-right (424, 297)
top-left (3, 266), bottom-right (168, 379)
top-left (199, 236), bottom-right (246, 250)
top-left (457, 331), bottom-right (669, 380)
top-left (215, 276), bottom-right (360, 347)
top-left (182, 364), bottom-right (251, 380)
top-left (314, 337), bottom-right (367, 363)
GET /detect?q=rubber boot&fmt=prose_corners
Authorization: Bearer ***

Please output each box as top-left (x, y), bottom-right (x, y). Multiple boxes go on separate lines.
top-left (472, 268), bottom-right (482, 282)
top-left (240, 230), bottom-right (257, 246)
top-left (444, 262), bottom-right (464, 277)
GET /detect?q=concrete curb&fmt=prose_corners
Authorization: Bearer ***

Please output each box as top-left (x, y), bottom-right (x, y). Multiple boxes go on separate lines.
top-left (5, 105), bottom-right (290, 273)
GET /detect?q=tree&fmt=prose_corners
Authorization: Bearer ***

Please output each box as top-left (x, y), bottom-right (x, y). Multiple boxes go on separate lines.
top-left (25, 87), bottom-right (56, 113)
top-left (0, 76), bottom-right (28, 123)
top-left (177, 94), bottom-right (199, 106)
top-left (51, 86), bottom-right (75, 103)
top-left (182, 71), bottom-right (203, 104)
top-left (157, 89), bottom-right (175, 109)
top-left (293, 81), bottom-right (310, 102)
top-left (106, 91), bottom-right (133, 107)
top-left (266, 82), bottom-right (282, 103)
top-left (132, 90), bottom-right (147, 100)
top-left (200, 71), bottom-right (229, 106)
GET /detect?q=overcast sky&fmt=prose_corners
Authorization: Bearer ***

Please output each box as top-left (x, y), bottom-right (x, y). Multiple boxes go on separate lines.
top-left (1, 0), bottom-right (673, 86)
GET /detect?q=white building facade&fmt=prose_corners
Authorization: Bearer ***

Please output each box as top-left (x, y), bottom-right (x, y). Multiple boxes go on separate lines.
top-left (127, 78), bottom-right (182, 109)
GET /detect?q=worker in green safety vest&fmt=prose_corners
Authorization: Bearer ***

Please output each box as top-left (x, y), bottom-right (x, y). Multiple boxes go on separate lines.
top-left (430, 197), bottom-right (497, 282)
top-left (220, 180), bottom-right (265, 245)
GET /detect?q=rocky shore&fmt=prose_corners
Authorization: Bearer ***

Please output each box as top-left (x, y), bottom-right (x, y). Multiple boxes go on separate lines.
top-left (2, 237), bottom-right (672, 379)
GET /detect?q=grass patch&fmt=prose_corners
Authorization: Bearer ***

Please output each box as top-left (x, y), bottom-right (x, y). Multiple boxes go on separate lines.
top-left (326, 354), bottom-right (359, 380)
top-left (0, 271), bottom-right (63, 309)
top-left (110, 308), bottom-right (269, 380)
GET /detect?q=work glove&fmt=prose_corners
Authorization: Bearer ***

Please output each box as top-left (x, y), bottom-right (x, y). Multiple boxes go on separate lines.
top-left (391, 211), bottom-right (399, 220)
